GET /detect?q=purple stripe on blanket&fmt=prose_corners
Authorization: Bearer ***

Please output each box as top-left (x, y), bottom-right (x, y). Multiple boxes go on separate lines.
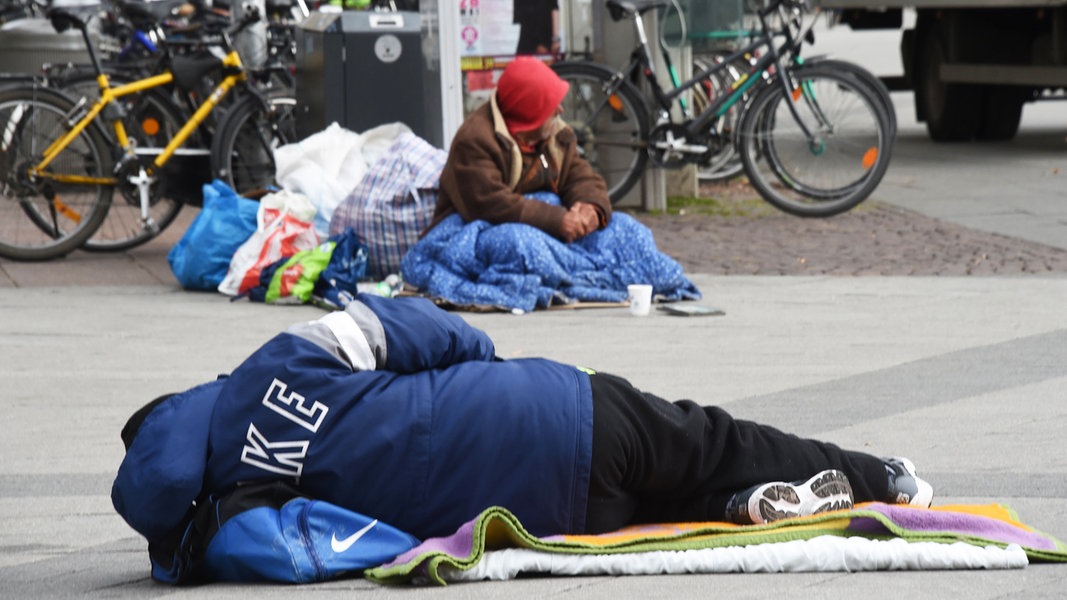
top-left (849, 503), bottom-right (1057, 551)
top-left (382, 518), bottom-right (478, 568)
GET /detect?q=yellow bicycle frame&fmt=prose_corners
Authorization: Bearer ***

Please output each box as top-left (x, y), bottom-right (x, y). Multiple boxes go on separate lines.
top-left (30, 48), bottom-right (248, 185)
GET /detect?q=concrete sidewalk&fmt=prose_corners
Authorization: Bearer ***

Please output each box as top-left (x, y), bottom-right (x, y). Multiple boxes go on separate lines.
top-left (875, 93), bottom-right (1067, 252)
top-left (2, 91), bottom-right (1066, 598)
top-left (2, 274), bottom-right (1066, 599)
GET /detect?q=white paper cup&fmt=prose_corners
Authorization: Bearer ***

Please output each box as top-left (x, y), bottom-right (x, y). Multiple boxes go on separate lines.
top-left (627, 284), bottom-right (653, 316)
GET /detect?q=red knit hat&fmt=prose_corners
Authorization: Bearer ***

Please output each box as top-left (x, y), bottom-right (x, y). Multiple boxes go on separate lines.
top-left (495, 57), bottom-right (570, 133)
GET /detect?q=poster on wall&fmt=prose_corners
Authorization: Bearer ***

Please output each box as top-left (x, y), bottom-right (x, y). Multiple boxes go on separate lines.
top-left (458, 0), bottom-right (564, 114)
top-left (459, 0), bottom-right (518, 56)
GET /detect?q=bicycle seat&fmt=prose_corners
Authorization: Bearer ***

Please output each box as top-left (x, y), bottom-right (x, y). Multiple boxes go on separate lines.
top-left (170, 49), bottom-right (225, 91)
top-left (605, 0), bottom-right (668, 22)
top-left (47, 7), bottom-right (92, 33)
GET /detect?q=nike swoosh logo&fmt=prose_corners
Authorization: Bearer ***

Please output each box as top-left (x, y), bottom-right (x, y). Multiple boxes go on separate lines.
top-left (330, 519), bottom-right (378, 553)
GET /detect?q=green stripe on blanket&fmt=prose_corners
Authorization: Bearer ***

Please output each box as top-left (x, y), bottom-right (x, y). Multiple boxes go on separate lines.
top-left (365, 503), bottom-right (1067, 585)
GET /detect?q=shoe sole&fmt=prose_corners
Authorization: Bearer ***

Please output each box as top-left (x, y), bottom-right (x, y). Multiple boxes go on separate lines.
top-left (750, 469), bottom-right (854, 524)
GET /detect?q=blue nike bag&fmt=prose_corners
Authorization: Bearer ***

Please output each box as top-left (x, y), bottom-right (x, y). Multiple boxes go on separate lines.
top-left (151, 481), bottom-right (420, 584)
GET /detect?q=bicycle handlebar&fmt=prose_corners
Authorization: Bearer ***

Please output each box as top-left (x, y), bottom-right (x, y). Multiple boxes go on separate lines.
top-left (49, 2), bottom-right (260, 42)
top-left (157, 5), bottom-right (263, 52)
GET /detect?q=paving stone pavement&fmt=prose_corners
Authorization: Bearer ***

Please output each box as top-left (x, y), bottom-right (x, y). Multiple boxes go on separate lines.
top-left (5, 174), bottom-right (1067, 288)
top-left (634, 199), bottom-right (1067, 277)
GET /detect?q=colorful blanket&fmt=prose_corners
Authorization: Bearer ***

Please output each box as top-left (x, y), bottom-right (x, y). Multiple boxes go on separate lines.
top-left (365, 503), bottom-right (1067, 585)
top-left (400, 194), bottom-right (701, 312)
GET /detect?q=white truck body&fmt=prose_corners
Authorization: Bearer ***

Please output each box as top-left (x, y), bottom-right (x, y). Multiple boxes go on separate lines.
top-left (811, 0), bottom-right (1067, 140)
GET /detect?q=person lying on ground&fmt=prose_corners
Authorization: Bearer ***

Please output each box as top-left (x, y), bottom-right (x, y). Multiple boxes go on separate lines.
top-left (113, 294), bottom-right (934, 548)
top-left (424, 56), bottom-right (611, 244)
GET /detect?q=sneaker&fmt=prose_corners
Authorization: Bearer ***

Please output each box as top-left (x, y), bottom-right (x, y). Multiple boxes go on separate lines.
top-left (884, 457), bottom-right (934, 507)
top-left (725, 469), bottom-right (854, 525)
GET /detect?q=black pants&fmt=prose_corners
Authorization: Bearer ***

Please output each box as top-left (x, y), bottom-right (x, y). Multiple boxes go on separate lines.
top-left (585, 372), bottom-right (890, 534)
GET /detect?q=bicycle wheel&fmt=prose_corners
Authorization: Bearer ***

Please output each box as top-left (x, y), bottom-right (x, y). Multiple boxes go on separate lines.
top-left (551, 61), bottom-right (650, 204)
top-left (211, 93), bottom-right (297, 195)
top-left (756, 67), bottom-right (893, 202)
top-left (801, 57), bottom-right (897, 143)
top-left (59, 73), bottom-right (191, 252)
top-left (737, 64), bottom-right (892, 217)
top-left (0, 86), bottom-right (114, 261)
top-left (691, 52), bottom-right (747, 182)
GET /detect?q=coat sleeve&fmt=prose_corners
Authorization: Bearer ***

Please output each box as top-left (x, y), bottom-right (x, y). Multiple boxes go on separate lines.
top-left (286, 294), bottom-right (497, 374)
top-left (555, 127), bottom-right (612, 226)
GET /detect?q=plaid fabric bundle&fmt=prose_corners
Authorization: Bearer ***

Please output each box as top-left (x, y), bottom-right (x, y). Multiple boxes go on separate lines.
top-left (328, 132), bottom-right (446, 280)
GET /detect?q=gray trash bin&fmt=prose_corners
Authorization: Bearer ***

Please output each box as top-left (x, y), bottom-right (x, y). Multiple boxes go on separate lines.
top-left (294, 10), bottom-right (442, 147)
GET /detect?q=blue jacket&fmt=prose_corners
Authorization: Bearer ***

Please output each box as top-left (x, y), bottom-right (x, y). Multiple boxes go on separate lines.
top-left (112, 295), bottom-right (593, 543)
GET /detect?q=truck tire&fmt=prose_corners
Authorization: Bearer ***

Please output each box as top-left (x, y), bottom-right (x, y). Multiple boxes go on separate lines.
top-left (914, 25), bottom-right (981, 141)
top-left (976, 86), bottom-right (1025, 141)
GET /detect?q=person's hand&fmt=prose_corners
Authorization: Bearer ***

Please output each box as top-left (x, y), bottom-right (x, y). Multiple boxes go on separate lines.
top-left (573, 202), bottom-right (600, 231)
top-left (560, 203), bottom-right (600, 243)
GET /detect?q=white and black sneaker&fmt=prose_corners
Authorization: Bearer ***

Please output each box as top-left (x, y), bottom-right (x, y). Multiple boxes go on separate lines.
top-left (884, 457), bottom-right (934, 508)
top-left (725, 469), bottom-right (854, 525)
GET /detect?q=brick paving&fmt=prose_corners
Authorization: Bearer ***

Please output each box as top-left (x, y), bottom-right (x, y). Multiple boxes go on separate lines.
top-left (6, 184), bottom-right (1067, 289)
top-left (630, 184), bottom-right (1067, 276)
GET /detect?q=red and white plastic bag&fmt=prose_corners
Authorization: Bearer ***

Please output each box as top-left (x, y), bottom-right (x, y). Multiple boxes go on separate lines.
top-left (217, 190), bottom-right (320, 297)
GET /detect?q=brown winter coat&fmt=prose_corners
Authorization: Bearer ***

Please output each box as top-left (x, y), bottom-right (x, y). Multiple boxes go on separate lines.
top-left (424, 93), bottom-right (612, 240)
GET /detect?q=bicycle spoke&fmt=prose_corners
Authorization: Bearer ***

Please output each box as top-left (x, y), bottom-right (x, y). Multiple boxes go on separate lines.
top-left (552, 62), bottom-right (650, 203)
top-left (213, 96), bottom-right (296, 194)
top-left (738, 65), bottom-right (892, 217)
top-left (0, 89), bottom-right (113, 260)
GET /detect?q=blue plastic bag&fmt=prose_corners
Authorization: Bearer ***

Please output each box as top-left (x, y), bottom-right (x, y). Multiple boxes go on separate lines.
top-left (168, 180), bottom-right (259, 290)
top-left (313, 228), bottom-right (370, 308)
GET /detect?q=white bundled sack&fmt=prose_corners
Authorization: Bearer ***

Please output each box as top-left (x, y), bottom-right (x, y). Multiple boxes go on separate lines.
top-left (274, 122), bottom-right (412, 237)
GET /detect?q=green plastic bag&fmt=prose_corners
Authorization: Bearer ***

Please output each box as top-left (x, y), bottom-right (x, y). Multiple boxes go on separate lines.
top-left (247, 240), bottom-right (337, 304)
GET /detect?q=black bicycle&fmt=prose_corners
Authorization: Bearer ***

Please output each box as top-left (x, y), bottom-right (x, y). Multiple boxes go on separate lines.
top-left (552, 0), bottom-right (895, 218)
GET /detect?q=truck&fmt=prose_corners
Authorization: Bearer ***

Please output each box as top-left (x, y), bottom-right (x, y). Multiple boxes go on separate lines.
top-left (812, 0), bottom-right (1067, 141)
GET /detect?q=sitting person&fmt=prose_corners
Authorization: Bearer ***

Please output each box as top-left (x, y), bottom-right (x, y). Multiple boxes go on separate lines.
top-left (403, 58), bottom-right (700, 310)
top-left (113, 295), bottom-right (934, 554)
top-left (425, 56), bottom-right (611, 244)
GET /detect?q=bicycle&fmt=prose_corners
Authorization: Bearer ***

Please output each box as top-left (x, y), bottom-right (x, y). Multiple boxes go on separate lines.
top-left (551, 0), bottom-right (894, 218)
top-left (45, 0), bottom-right (296, 252)
top-left (687, 17), bottom-right (898, 183)
top-left (0, 4), bottom-right (295, 260)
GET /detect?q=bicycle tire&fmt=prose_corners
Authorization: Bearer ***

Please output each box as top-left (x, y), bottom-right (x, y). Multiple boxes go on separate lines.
top-left (58, 73), bottom-right (190, 252)
top-left (551, 61), bottom-right (650, 204)
top-left (0, 85), bottom-right (114, 261)
top-left (737, 64), bottom-right (892, 218)
top-left (766, 59), bottom-right (897, 196)
top-left (758, 65), bottom-right (893, 202)
top-left (691, 52), bottom-right (748, 182)
top-left (801, 57), bottom-right (897, 143)
top-left (211, 93), bottom-right (297, 195)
